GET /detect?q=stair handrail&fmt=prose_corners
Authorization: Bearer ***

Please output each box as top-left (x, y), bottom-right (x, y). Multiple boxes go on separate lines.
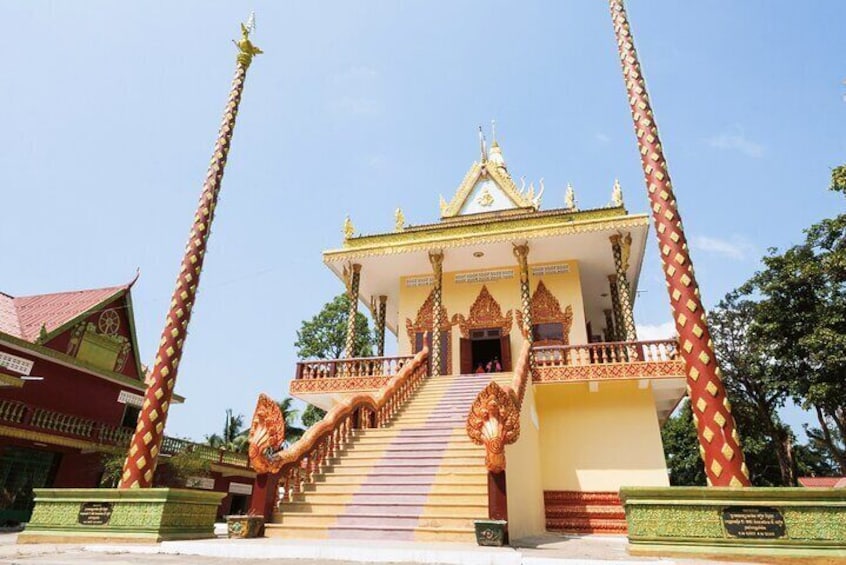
top-left (466, 340), bottom-right (531, 473)
top-left (248, 346), bottom-right (429, 504)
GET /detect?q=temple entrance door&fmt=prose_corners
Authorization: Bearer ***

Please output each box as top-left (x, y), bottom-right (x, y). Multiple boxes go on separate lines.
top-left (461, 328), bottom-right (511, 374)
top-left (414, 331), bottom-right (449, 376)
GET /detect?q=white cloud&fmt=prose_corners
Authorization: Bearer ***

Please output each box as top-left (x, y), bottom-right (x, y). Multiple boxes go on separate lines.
top-left (636, 321), bottom-right (676, 341)
top-left (706, 130), bottom-right (764, 158)
top-left (691, 235), bottom-right (756, 261)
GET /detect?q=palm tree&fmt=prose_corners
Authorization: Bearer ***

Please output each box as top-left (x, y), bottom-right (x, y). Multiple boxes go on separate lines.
top-left (205, 408), bottom-right (247, 453)
top-left (277, 397), bottom-right (305, 444)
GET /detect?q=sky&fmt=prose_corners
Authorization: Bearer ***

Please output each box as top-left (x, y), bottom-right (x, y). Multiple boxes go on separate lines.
top-left (1, 1), bottom-right (844, 442)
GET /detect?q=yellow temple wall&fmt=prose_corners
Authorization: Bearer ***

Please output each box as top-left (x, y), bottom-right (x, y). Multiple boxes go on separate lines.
top-left (535, 380), bottom-right (670, 491)
top-left (397, 260), bottom-right (587, 375)
top-left (504, 381), bottom-right (546, 539)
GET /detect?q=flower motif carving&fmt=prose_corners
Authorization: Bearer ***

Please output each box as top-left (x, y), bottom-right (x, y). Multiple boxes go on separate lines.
top-left (405, 289), bottom-right (451, 346)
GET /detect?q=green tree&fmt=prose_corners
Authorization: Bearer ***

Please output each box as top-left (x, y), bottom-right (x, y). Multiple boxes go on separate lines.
top-left (295, 294), bottom-right (374, 359)
top-left (709, 293), bottom-right (796, 485)
top-left (661, 400), bottom-right (705, 486)
top-left (740, 167), bottom-right (846, 473)
top-left (277, 397), bottom-right (305, 443)
top-left (205, 409), bottom-right (248, 453)
top-left (293, 294), bottom-right (377, 428)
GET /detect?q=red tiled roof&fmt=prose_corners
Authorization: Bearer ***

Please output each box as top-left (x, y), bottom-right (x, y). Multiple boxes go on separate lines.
top-left (0, 285), bottom-right (128, 342)
top-left (798, 477), bottom-right (846, 488)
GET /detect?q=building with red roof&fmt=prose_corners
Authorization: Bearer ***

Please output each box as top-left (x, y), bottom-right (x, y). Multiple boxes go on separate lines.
top-left (0, 280), bottom-right (254, 524)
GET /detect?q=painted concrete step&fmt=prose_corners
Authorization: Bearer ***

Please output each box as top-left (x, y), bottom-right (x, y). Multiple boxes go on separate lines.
top-left (339, 445), bottom-right (482, 455)
top-left (299, 482), bottom-right (487, 495)
top-left (274, 512), bottom-right (480, 529)
top-left (275, 501), bottom-right (487, 516)
top-left (293, 492), bottom-right (487, 505)
top-left (325, 468), bottom-right (486, 480)
top-left (333, 454), bottom-right (484, 465)
top-left (264, 523), bottom-right (476, 542)
top-left (313, 475), bottom-right (487, 487)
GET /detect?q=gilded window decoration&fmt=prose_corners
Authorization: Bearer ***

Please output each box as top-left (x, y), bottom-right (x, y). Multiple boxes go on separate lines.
top-left (66, 318), bottom-right (131, 373)
top-left (451, 285), bottom-right (513, 339)
top-left (405, 288), bottom-right (451, 346)
top-left (515, 280), bottom-right (573, 343)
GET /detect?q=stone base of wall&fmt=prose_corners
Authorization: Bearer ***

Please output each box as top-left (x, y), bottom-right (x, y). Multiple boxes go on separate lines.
top-left (621, 486), bottom-right (846, 558)
top-left (18, 488), bottom-right (225, 544)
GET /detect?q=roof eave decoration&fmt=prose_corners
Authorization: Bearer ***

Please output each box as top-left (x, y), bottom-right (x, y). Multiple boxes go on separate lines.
top-left (441, 161), bottom-right (537, 219)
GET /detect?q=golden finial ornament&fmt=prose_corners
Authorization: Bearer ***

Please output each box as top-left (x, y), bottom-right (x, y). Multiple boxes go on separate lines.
top-left (394, 208), bottom-right (405, 232)
top-left (564, 183), bottom-right (577, 210)
top-left (611, 178), bottom-right (624, 208)
top-left (343, 216), bottom-right (354, 240)
top-left (439, 195), bottom-right (448, 215)
top-left (234, 12), bottom-right (263, 68)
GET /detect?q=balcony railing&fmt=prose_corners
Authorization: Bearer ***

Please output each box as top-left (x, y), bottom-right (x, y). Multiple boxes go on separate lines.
top-left (295, 355), bottom-right (414, 381)
top-left (0, 399), bottom-right (248, 468)
top-left (532, 339), bottom-right (683, 383)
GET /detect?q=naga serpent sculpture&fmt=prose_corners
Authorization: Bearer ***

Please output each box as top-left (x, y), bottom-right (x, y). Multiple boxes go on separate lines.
top-left (247, 394), bottom-right (287, 474)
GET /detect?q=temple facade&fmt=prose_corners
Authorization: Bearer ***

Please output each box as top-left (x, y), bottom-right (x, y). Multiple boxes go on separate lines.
top-left (280, 135), bottom-right (687, 538)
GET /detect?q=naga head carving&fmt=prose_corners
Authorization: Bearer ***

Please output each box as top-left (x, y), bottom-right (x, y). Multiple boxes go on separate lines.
top-left (466, 381), bottom-right (520, 474)
top-left (248, 393), bottom-right (286, 474)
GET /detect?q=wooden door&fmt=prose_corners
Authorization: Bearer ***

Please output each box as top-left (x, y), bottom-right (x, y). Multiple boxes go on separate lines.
top-left (460, 338), bottom-right (472, 375)
top-left (500, 336), bottom-right (512, 372)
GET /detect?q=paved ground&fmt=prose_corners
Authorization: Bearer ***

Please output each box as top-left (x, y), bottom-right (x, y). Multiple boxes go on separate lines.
top-left (1, 531), bottom-right (839, 565)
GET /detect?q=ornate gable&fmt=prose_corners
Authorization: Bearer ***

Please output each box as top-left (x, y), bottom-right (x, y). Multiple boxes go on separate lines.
top-left (405, 289), bottom-right (451, 345)
top-left (441, 160), bottom-right (539, 218)
top-left (452, 285), bottom-right (513, 338)
top-left (516, 280), bottom-right (573, 343)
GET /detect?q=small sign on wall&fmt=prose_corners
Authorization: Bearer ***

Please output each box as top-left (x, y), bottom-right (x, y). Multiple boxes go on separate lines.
top-left (185, 476), bottom-right (215, 490)
top-left (0, 351), bottom-right (34, 375)
top-left (77, 502), bottom-right (113, 526)
top-left (117, 390), bottom-right (144, 407)
top-left (721, 507), bottom-right (786, 539)
top-left (229, 482), bottom-right (253, 495)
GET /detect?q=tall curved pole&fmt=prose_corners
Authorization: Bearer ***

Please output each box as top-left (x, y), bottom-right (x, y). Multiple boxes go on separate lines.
top-left (609, 0), bottom-right (750, 486)
top-left (119, 21), bottom-right (262, 488)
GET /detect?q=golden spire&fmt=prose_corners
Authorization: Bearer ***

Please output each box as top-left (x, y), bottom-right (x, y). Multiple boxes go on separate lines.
top-left (488, 119), bottom-right (507, 169)
top-left (478, 126), bottom-right (488, 162)
top-left (611, 178), bottom-right (624, 207)
top-left (235, 12), bottom-right (263, 68)
top-left (564, 183), bottom-right (577, 210)
top-left (343, 216), bottom-right (354, 240)
top-left (394, 208), bottom-right (405, 232)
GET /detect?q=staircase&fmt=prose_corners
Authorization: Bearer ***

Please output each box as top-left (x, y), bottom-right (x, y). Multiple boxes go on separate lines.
top-left (543, 491), bottom-right (628, 535)
top-left (266, 372), bottom-right (510, 541)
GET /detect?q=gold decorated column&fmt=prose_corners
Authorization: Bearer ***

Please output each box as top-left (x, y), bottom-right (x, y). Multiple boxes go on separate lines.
top-left (603, 309), bottom-right (616, 342)
top-left (513, 244), bottom-right (533, 365)
top-left (428, 251), bottom-right (444, 376)
top-left (343, 264), bottom-right (362, 359)
top-left (609, 0), bottom-right (750, 486)
top-left (609, 233), bottom-right (638, 342)
top-left (119, 19), bottom-right (262, 489)
top-left (376, 295), bottom-right (387, 357)
top-left (608, 275), bottom-right (623, 340)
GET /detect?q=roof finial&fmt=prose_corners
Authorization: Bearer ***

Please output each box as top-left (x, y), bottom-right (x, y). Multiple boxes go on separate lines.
top-left (611, 178), bottom-right (624, 208)
top-left (565, 183), bottom-right (578, 210)
top-left (488, 120), bottom-right (506, 168)
top-left (491, 119), bottom-right (498, 147)
top-left (478, 125), bottom-right (488, 163)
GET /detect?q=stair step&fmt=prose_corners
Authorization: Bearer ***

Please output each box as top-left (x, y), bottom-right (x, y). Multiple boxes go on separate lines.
top-left (294, 492), bottom-right (487, 505)
top-left (274, 512), bottom-right (481, 529)
top-left (300, 483), bottom-right (487, 495)
top-left (276, 501), bottom-right (488, 515)
top-left (265, 523), bottom-right (476, 542)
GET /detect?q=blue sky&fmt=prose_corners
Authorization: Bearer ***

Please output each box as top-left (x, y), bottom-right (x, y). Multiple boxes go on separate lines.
top-left (1, 1), bottom-right (843, 442)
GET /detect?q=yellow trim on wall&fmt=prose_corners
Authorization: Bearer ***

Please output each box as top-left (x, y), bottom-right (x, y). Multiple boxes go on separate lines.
top-left (0, 372), bottom-right (24, 388)
top-left (0, 424), bottom-right (120, 453)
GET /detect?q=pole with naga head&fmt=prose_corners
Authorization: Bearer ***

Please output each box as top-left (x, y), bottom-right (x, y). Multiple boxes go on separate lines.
top-left (608, 0), bottom-right (750, 486)
top-left (119, 17), bottom-right (262, 489)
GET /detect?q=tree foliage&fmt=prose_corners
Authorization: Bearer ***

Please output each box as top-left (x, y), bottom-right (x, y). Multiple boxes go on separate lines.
top-left (295, 294), bottom-right (374, 360)
top-left (663, 165), bottom-right (845, 482)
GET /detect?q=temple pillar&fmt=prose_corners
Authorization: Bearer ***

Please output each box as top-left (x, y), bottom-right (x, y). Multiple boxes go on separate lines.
top-left (119, 25), bottom-right (261, 489)
top-left (375, 295), bottom-right (387, 357)
top-left (608, 275), bottom-right (624, 340)
top-left (513, 244), bottom-right (534, 367)
top-left (428, 251), bottom-right (444, 376)
top-left (609, 233), bottom-right (638, 342)
top-left (343, 264), bottom-right (362, 359)
top-left (603, 308), bottom-right (616, 342)
top-left (609, 0), bottom-right (750, 486)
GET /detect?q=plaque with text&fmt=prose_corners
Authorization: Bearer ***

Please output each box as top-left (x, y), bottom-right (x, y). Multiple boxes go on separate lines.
top-left (77, 502), bottom-right (113, 526)
top-left (721, 506), bottom-right (785, 539)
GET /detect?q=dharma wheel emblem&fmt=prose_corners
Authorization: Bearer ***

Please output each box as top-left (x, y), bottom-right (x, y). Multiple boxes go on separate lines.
top-left (98, 309), bottom-right (120, 335)
top-left (477, 187), bottom-right (495, 207)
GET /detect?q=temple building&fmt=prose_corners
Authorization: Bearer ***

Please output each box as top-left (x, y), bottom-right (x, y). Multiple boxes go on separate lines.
top-left (0, 281), bottom-right (254, 523)
top-left (272, 133), bottom-right (687, 540)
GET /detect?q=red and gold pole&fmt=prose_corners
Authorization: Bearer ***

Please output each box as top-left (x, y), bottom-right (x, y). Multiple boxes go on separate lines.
top-left (609, 0), bottom-right (750, 486)
top-left (119, 23), bottom-right (262, 489)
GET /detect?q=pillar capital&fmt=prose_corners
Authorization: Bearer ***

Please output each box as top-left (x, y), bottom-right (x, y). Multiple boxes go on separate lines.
top-left (378, 294), bottom-right (388, 304)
